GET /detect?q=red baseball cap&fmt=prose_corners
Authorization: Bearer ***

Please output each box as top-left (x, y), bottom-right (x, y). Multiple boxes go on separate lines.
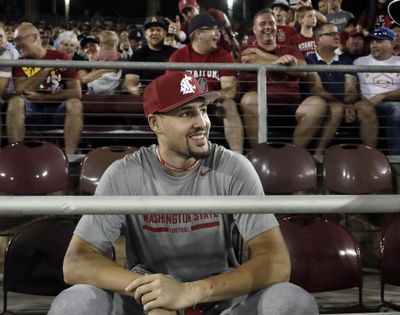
top-left (178, 0), bottom-right (198, 12)
top-left (143, 72), bottom-right (220, 117)
top-left (207, 8), bottom-right (230, 27)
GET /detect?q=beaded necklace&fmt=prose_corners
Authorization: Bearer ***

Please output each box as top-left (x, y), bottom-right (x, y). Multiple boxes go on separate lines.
top-left (156, 146), bottom-right (200, 173)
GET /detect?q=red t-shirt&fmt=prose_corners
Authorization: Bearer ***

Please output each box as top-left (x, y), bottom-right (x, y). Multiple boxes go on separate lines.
top-left (238, 43), bottom-right (303, 105)
top-left (288, 33), bottom-right (316, 57)
top-left (358, 6), bottom-right (393, 29)
top-left (276, 25), bottom-right (298, 46)
top-left (168, 44), bottom-right (235, 92)
top-left (13, 50), bottom-right (78, 93)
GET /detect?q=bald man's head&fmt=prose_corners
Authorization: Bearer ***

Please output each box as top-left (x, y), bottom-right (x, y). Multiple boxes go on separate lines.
top-left (14, 22), bottom-right (44, 58)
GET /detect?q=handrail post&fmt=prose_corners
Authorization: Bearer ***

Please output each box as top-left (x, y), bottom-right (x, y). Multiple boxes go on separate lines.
top-left (257, 66), bottom-right (268, 144)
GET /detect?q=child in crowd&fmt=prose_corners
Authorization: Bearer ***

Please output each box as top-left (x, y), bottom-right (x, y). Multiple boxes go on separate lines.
top-left (271, 0), bottom-right (298, 45)
top-left (289, 5), bottom-right (317, 57)
top-left (83, 31), bottom-right (122, 94)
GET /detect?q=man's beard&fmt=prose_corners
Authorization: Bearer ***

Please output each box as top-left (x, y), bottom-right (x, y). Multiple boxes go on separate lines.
top-left (188, 142), bottom-right (211, 159)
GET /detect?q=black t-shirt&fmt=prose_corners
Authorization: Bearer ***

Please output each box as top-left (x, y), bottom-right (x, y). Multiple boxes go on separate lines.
top-left (125, 45), bottom-right (177, 83)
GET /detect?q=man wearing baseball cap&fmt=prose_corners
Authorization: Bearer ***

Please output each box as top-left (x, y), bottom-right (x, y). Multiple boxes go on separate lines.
top-left (166, 0), bottom-right (200, 42)
top-left (354, 27), bottom-right (400, 154)
top-left (168, 13), bottom-right (244, 153)
top-left (179, 0), bottom-right (200, 22)
top-left (50, 71), bottom-right (318, 315)
top-left (124, 16), bottom-right (177, 96)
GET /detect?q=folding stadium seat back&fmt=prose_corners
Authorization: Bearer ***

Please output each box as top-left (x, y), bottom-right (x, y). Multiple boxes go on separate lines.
top-left (279, 215), bottom-right (363, 297)
top-left (79, 146), bottom-right (138, 195)
top-left (1, 216), bottom-right (78, 313)
top-left (247, 142), bottom-right (318, 194)
top-left (323, 144), bottom-right (393, 194)
top-left (0, 140), bottom-right (69, 195)
top-left (81, 94), bottom-right (144, 114)
top-left (379, 214), bottom-right (400, 310)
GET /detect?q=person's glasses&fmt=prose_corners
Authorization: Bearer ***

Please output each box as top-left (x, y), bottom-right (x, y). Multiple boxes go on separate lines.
top-left (320, 31), bottom-right (339, 37)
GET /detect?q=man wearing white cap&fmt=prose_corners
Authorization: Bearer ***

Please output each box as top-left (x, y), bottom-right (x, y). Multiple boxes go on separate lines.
top-left (49, 71), bottom-right (318, 315)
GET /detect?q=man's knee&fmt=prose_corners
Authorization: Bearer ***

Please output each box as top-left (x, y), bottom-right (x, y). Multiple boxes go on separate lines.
top-left (258, 282), bottom-right (319, 315)
top-left (297, 96), bottom-right (327, 120)
top-left (240, 92), bottom-right (258, 115)
top-left (48, 284), bottom-right (113, 315)
top-left (66, 98), bottom-right (83, 115)
top-left (355, 101), bottom-right (376, 120)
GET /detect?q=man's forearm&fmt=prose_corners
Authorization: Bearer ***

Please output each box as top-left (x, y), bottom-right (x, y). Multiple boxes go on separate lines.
top-left (382, 88), bottom-right (400, 101)
top-left (64, 251), bottom-right (142, 295)
top-left (81, 69), bottom-right (115, 84)
top-left (15, 69), bottom-right (52, 93)
top-left (192, 253), bottom-right (290, 304)
top-left (36, 89), bottom-right (82, 101)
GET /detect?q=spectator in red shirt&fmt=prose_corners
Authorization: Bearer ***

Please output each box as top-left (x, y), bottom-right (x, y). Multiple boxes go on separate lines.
top-left (289, 6), bottom-right (317, 57)
top-left (239, 9), bottom-right (327, 149)
top-left (7, 22), bottom-right (82, 154)
top-left (168, 13), bottom-right (244, 153)
top-left (358, 0), bottom-right (392, 34)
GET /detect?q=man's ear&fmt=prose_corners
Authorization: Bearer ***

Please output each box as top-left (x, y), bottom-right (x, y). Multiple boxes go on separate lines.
top-left (148, 114), bottom-right (161, 134)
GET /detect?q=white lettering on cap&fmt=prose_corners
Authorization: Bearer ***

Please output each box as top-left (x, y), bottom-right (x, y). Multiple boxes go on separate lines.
top-left (180, 74), bottom-right (197, 95)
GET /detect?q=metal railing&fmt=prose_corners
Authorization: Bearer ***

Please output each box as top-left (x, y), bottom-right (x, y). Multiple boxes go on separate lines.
top-left (0, 195), bottom-right (399, 215)
top-left (1, 59), bottom-right (399, 145)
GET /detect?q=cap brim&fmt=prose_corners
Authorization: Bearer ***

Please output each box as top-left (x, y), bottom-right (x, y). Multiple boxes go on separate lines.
top-left (158, 91), bottom-right (221, 114)
top-left (80, 39), bottom-right (99, 48)
top-left (366, 35), bottom-right (390, 41)
top-left (189, 21), bottom-right (224, 36)
top-left (271, 4), bottom-right (290, 10)
top-left (144, 23), bottom-right (166, 30)
top-left (180, 4), bottom-right (196, 11)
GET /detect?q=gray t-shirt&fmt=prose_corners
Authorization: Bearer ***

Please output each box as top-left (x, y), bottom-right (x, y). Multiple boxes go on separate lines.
top-left (326, 10), bottom-right (355, 33)
top-left (75, 143), bottom-right (278, 281)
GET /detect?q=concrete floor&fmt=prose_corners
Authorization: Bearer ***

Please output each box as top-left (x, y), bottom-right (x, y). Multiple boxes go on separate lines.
top-left (1, 273), bottom-right (400, 314)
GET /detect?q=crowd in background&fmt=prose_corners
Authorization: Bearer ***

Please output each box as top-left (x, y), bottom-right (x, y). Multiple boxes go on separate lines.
top-left (0, 0), bottom-right (400, 155)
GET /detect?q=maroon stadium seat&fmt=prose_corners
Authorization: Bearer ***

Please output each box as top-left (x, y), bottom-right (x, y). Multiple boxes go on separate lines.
top-left (247, 142), bottom-right (318, 194)
top-left (79, 146), bottom-right (138, 195)
top-left (379, 214), bottom-right (400, 311)
top-left (279, 215), bottom-right (366, 312)
top-left (323, 144), bottom-right (393, 194)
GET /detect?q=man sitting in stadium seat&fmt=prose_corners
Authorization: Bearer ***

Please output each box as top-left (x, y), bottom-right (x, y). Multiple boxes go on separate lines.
top-left (168, 13), bottom-right (244, 153)
top-left (306, 22), bottom-right (362, 154)
top-left (354, 27), bottom-right (400, 155)
top-left (48, 71), bottom-right (318, 315)
top-left (7, 22), bottom-right (82, 154)
top-left (239, 9), bottom-right (327, 149)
